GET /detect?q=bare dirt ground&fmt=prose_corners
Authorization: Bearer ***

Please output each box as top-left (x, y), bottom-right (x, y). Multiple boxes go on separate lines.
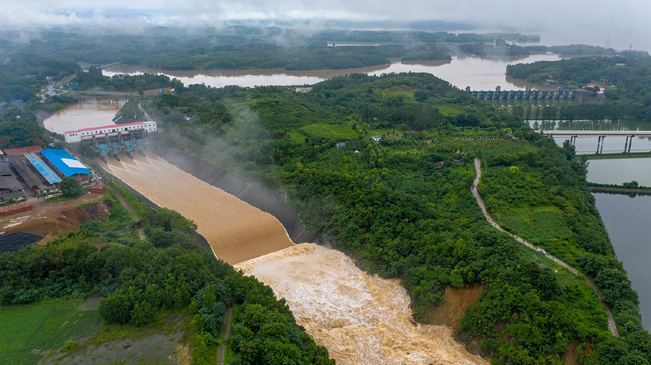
top-left (0, 191), bottom-right (105, 246)
top-left (423, 284), bottom-right (487, 328)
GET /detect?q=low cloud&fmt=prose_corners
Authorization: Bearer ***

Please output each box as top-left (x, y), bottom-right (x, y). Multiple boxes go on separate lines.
top-left (2, 0), bottom-right (650, 51)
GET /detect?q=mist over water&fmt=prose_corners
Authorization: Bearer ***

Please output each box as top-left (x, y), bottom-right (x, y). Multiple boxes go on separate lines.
top-left (237, 244), bottom-right (486, 365)
top-left (103, 54), bottom-right (563, 91)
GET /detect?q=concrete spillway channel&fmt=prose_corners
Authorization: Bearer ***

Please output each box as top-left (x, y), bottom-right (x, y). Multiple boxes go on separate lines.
top-left (96, 148), bottom-right (319, 264)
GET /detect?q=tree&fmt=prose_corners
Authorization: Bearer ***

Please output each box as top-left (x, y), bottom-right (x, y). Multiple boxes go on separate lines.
top-left (60, 176), bottom-right (82, 197)
top-left (131, 300), bottom-right (155, 326)
top-left (510, 166), bottom-right (520, 174)
top-left (562, 139), bottom-right (576, 160)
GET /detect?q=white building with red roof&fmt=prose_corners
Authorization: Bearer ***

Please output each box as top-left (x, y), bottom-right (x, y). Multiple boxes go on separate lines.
top-left (63, 121), bottom-right (157, 143)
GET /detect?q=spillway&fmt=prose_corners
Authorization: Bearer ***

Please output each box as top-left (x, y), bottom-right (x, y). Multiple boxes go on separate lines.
top-left (100, 153), bottom-right (294, 264)
top-left (101, 152), bottom-right (486, 364)
top-left (237, 244), bottom-right (487, 365)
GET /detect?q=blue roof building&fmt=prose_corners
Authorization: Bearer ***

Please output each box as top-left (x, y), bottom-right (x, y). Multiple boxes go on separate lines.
top-left (40, 149), bottom-right (90, 177)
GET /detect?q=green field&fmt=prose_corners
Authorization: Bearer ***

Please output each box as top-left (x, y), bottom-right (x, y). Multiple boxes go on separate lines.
top-left (428, 137), bottom-right (536, 156)
top-left (0, 300), bottom-right (101, 365)
top-left (497, 206), bottom-right (571, 244)
top-left (298, 123), bottom-right (358, 141)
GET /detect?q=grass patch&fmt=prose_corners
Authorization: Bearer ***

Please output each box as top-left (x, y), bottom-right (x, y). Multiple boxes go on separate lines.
top-left (436, 105), bottom-right (462, 116)
top-left (88, 309), bottom-right (191, 347)
top-left (109, 182), bottom-right (151, 220)
top-left (298, 123), bottom-right (357, 141)
top-left (98, 191), bottom-right (135, 232)
top-left (0, 299), bottom-right (101, 365)
top-left (497, 206), bottom-right (571, 244)
top-left (48, 309), bottom-right (196, 365)
top-left (496, 206), bottom-right (584, 267)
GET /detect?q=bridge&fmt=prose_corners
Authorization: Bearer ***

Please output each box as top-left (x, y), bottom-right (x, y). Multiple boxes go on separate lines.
top-left (541, 130), bottom-right (651, 153)
top-left (467, 89), bottom-right (576, 100)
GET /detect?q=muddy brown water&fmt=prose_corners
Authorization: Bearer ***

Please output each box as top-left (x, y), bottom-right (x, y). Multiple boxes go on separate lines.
top-left (100, 153), bottom-right (293, 264)
top-left (236, 244), bottom-right (487, 365)
top-left (43, 99), bottom-right (124, 134)
top-left (101, 152), bottom-right (485, 363)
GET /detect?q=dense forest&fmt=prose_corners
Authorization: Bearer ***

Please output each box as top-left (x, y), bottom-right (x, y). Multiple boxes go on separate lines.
top-left (507, 51), bottom-right (651, 122)
top-left (0, 28), bottom-right (538, 71)
top-left (2, 39), bottom-right (651, 363)
top-left (0, 193), bottom-right (335, 364)
top-left (73, 66), bottom-right (171, 92)
top-left (144, 72), bottom-right (651, 364)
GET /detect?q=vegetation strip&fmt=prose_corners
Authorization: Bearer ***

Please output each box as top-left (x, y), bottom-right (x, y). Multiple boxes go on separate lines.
top-left (471, 158), bottom-right (619, 336)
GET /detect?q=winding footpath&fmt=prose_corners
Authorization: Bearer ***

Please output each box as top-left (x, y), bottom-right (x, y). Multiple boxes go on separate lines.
top-left (104, 185), bottom-right (146, 241)
top-left (470, 158), bottom-right (619, 337)
top-left (217, 308), bottom-right (233, 365)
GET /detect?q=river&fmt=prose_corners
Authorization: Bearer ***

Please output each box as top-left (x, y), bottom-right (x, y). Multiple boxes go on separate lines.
top-left (594, 193), bottom-right (651, 330)
top-left (102, 53), bottom-right (564, 91)
top-left (100, 152), bottom-right (484, 364)
top-left (49, 53), bottom-right (650, 333)
top-left (236, 244), bottom-right (485, 365)
top-left (542, 124), bottom-right (651, 328)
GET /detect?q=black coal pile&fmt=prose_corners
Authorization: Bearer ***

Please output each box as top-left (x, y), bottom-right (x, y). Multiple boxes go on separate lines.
top-left (0, 232), bottom-right (43, 254)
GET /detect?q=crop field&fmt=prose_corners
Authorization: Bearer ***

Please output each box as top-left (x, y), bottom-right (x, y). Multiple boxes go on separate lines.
top-left (313, 148), bottom-right (369, 174)
top-left (496, 206), bottom-right (585, 268)
top-left (0, 300), bottom-right (101, 365)
top-left (497, 206), bottom-right (571, 244)
top-left (299, 123), bottom-right (358, 141)
top-left (428, 137), bottom-right (536, 156)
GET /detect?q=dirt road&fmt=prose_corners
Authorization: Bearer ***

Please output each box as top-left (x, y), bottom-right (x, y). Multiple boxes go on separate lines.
top-left (216, 308), bottom-right (233, 365)
top-left (470, 158), bottom-right (619, 337)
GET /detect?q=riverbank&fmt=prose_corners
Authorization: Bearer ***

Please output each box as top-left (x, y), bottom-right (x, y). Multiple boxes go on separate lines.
top-left (588, 182), bottom-right (651, 196)
top-left (583, 152), bottom-right (651, 160)
top-left (471, 158), bottom-right (619, 337)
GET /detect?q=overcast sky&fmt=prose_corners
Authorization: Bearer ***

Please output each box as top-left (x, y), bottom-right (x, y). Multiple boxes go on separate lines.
top-left (3, 0), bottom-right (651, 51)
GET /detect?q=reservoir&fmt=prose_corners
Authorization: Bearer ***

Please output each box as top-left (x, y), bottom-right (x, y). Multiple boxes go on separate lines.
top-left (43, 99), bottom-right (123, 134)
top-left (51, 54), bottom-right (651, 334)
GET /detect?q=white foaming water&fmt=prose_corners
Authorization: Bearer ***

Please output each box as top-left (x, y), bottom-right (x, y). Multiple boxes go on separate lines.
top-left (237, 244), bottom-right (487, 365)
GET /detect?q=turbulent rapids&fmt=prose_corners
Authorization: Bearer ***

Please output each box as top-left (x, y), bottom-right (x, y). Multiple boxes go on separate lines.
top-left (100, 153), bottom-right (294, 264)
top-left (237, 244), bottom-right (487, 365)
top-left (102, 152), bottom-right (486, 364)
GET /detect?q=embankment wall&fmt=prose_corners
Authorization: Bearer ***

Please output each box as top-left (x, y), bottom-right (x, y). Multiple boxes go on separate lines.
top-left (152, 147), bottom-right (320, 244)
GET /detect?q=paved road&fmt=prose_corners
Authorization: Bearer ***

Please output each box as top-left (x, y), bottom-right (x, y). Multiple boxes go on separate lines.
top-left (471, 158), bottom-right (619, 337)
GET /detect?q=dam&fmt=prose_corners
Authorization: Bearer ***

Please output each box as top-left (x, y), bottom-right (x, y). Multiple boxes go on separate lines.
top-left (100, 150), bottom-right (485, 364)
